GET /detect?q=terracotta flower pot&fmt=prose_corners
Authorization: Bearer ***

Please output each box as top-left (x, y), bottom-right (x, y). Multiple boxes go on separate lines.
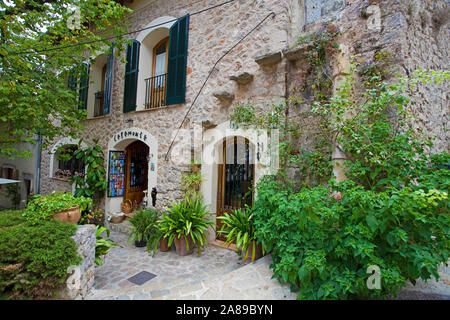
top-left (53, 206), bottom-right (81, 224)
top-left (159, 238), bottom-right (170, 252)
top-left (241, 242), bottom-right (263, 262)
top-left (191, 164), bottom-right (200, 173)
top-left (174, 234), bottom-right (194, 256)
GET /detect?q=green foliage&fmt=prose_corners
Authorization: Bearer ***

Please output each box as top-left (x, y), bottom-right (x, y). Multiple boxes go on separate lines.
top-left (159, 198), bottom-right (214, 256)
top-left (23, 191), bottom-right (92, 223)
top-left (0, 210), bottom-right (81, 299)
top-left (95, 225), bottom-right (121, 266)
top-left (70, 139), bottom-right (107, 204)
top-left (0, 1), bottom-right (131, 159)
top-left (181, 171), bottom-right (203, 201)
top-left (253, 176), bottom-right (449, 300)
top-left (252, 68), bottom-right (450, 299)
top-left (217, 205), bottom-right (261, 262)
top-left (5, 183), bottom-right (20, 209)
top-left (80, 208), bottom-right (104, 226)
top-left (128, 208), bottom-right (159, 245)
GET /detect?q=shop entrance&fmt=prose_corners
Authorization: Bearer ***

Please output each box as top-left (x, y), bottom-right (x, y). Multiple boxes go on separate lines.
top-left (124, 140), bottom-right (149, 208)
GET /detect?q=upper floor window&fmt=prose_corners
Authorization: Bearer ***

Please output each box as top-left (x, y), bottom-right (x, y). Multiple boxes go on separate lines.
top-left (67, 46), bottom-right (114, 118)
top-left (123, 15), bottom-right (190, 113)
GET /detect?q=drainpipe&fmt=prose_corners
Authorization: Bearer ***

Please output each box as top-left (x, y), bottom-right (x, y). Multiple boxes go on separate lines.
top-left (35, 130), bottom-right (42, 194)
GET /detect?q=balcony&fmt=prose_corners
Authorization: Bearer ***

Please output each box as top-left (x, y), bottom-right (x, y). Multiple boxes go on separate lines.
top-left (145, 73), bottom-right (167, 109)
top-left (94, 91), bottom-right (105, 117)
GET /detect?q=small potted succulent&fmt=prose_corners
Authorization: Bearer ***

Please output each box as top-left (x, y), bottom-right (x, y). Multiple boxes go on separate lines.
top-left (217, 205), bottom-right (263, 262)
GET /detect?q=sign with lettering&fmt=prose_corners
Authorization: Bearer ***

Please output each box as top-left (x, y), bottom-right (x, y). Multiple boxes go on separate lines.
top-left (113, 129), bottom-right (148, 144)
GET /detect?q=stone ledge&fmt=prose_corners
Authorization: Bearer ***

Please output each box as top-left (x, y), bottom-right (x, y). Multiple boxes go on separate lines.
top-left (254, 51), bottom-right (282, 66)
top-left (229, 72), bottom-right (254, 85)
top-left (212, 91), bottom-right (235, 106)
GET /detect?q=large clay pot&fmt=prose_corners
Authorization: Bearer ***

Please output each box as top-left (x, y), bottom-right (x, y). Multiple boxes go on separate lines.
top-left (241, 242), bottom-right (263, 262)
top-left (174, 234), bottom-right (194, 256)
top-left (159, 238), bottom-right (170, 252)
top-left (53, 206), bottom-right (81, 223)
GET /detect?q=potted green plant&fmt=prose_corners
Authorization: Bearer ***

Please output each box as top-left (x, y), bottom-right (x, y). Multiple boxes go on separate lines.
top-left (159, 198), bottom-right (214, 256)
top-left (146, 221), bottom-right (171, 256)
top-left (217, 205), bottom-right (263, 262)
top-left (128, 208), bottom-right (158, 247)
top-left (23, 191), bottom-right (92, 224)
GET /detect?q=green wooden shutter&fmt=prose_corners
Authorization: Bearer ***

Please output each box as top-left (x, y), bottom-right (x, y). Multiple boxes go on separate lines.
top-left (123, 40), bottom-right (140, 113)
top-left (166, 14), bottom-right (190, 106)
top-left (78, 62), bottom-right (90, 110)
top-left (68, 67), bottom-right (77, 91)
top-left (103, 44), bottom-right (114, 115)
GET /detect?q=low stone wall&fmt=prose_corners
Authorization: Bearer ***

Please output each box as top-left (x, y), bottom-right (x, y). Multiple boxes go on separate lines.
top-left (58, 224), bottom-right (96, 300)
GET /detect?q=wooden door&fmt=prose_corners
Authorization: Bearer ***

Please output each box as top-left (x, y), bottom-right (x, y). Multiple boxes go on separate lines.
top-left (124, 141), bottom-right (149, 209)
top-left (216, 137), bottom-right (254, 240)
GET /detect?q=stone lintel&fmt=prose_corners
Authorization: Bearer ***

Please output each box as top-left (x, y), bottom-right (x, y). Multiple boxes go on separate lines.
top-left (254, 51), bottom-right (282, 66)
top-left (229, 72), bottom-right (254, 85)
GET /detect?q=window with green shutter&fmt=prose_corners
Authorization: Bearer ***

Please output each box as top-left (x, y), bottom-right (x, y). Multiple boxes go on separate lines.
top-left (103, 45), bottom-right (114, 115)
top-left (166, 14), bottom-right (190, 106)
top-left (123, 40), bottom-right (140, 113)
top-left (78, 62), bottom-right (90, 110)
top-left (67, 67), bottom-right (77, 91)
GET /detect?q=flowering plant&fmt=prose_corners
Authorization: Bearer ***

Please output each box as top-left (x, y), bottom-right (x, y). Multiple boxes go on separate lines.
top-left (80, 208), bottom-right (104, 226)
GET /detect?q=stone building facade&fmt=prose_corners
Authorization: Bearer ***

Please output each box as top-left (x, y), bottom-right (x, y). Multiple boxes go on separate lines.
top-left (39, 0), bottom-right (449, 240)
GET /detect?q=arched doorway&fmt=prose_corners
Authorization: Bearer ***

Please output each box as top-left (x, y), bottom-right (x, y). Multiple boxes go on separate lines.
top-left (216, 136), bottom-right (255, 240)
top-left (124, 140), bottom-right (149, 207)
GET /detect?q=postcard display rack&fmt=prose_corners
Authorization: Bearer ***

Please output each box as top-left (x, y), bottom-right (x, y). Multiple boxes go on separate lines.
top-left (108, 151), bottom-right (125, 197)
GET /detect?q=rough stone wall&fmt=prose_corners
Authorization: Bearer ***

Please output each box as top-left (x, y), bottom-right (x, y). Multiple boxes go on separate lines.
top-left (39, 0), bottom-right (449, 208)
top-left (58, 224), bottom-right (96, 300)
top-left (40, 0), bottom-right (290, 210)
top-left (285, 0), bottom-right (449, 160)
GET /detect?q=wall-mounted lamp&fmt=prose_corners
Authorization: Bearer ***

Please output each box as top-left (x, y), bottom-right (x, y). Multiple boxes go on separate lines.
top-left (257, 142), bottom-right (261, 162)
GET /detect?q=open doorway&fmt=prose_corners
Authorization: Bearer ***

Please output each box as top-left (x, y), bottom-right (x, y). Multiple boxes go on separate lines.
top-left (216, 137), bottom-right (255, 240)
top-left (124, 140), bottom-right (149, 208)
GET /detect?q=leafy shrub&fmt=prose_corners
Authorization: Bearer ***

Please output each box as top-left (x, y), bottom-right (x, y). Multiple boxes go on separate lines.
top-left (95, 225), bottom-right (121, 266)
top-left (253, 167), bottom-right (449, 299)
top-left (0, 210), bottom-right (81, 299)
top-left (23, 191), bottom-right (92, 223)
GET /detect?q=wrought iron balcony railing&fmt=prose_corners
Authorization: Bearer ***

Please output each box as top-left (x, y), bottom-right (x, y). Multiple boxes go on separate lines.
top-left (94, 91), bottom-right (104, 117)
top-left (145, 73), bottom-right (167, 109)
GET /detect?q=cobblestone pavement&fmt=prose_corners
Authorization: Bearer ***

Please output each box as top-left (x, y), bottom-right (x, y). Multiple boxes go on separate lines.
top-left (87, 225), bottom-right (449, 300)
top-left (93, 230), bottom-right (245, 292)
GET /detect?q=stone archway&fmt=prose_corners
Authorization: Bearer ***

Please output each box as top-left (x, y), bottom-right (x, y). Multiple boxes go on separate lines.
top-left (106, 127), bottom-right (158, 214)
top-left (201, 121), bottom-right (274, 242)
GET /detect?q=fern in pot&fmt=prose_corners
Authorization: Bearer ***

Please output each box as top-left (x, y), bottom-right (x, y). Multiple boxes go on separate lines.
top-left (217, 205), bottom-right (264, 262)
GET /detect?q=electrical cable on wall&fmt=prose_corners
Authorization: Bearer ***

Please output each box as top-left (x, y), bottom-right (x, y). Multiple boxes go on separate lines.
top-left (164, 11), bottom-right (276, 161)
top-left (10, 0), bottom-right (237, 56)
